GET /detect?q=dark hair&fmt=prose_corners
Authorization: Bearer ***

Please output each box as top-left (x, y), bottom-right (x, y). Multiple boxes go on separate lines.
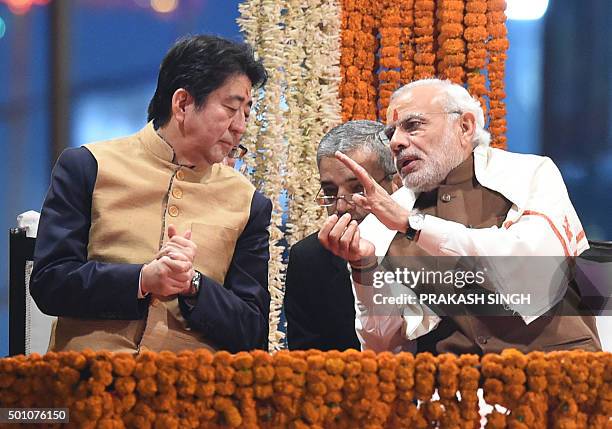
top-left (147, 35), bottom-right (267, 128)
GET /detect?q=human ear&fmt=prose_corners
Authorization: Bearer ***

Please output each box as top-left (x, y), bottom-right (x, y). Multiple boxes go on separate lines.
top-left (458, 111), bottom-right (476, 149)
top-left (171, 88), bottom-right (193, 123)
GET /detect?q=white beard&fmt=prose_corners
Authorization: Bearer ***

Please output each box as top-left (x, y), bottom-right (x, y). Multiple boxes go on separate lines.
top-left (400, 126), bottom-right (466, 193)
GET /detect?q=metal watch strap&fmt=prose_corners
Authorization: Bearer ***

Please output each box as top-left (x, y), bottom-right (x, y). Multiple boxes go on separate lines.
top-left (191, 270), bottom-right (202, 295)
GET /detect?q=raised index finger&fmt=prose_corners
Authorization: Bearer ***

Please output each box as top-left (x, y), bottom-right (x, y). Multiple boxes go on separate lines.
top-left (335, 151), bottom-right (376, 193)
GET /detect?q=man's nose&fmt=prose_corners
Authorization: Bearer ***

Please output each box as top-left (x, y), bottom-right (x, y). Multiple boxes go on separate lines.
top-left (335, 197), bottom-right (350, 214)
top-left (230, 110), bottom-right (247, 136)
top-left (389, 130), bottom-right (408, 154)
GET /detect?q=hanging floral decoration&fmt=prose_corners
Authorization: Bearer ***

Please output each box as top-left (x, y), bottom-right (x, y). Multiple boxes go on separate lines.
top-left (486, 0), bottom-right (509, 148)
top-left (238, 0), bottom-right (342, 350)
top-left (377, 0), bottom-right (402, 118)
top-left (340, 0), bottom-right (509, 148)
top-left (238, 0), bottom-right (288, 352)
top-left (399, 0), bottom-right (416, 86)
top-left (436, 0), bottom-right (466, 84)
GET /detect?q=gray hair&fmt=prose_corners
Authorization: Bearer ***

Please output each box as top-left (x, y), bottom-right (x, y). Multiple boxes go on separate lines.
top-left (390, 78), bottom-right (491, 147)
top-left (317, 120), bottom-right (396, 176)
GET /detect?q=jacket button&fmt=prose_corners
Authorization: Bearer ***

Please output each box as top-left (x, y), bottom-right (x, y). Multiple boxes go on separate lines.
top-left (176, 170), bottom-right (185, 180)
top-left (172, 187), bottom-right (183, 199)
top-left (441, 193), bottom-right (451, 203)
top-left (476, 335), bottom-right (488, 345)
top-left (168, 205), bottom-right (179, 217)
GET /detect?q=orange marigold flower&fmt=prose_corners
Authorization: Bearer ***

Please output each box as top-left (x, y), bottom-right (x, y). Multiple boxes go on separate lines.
top-left (490, 106), bottom-right (506, 119)
top-left (379, 28), bottom-right (402, 39)
top-left (177, 372), bottom-right (197, 396)
top-left (442, 39), bottom-right (466, 54)
top-left (466, 1), bottom-right (487, 14)
top-left (111, 354), bottom-right (135, 377)
top-left (347, 13), bottom-right (363, 30)
top-left (464, 27), bottom-right (488, 42)
top-left (325, 358), bottom-right (346, 375)
top-left (215, 380), bottom-right (236, 396)
top-left (487, 11), bottom-right (506, 23)
top-left (115, 376), bottom-right (136, 395)
top-left (414, 52), bottom-right (436, 65)
top-left (487, 38), bottom-right (510, 51)
top-left (342, 29), bottom-right (356, 45)
top-left (383, 15), bottom-right (403, 26)
top-left (346, 65), bottom-right (360, 80)
top-left (325, 375), bottom-right (345, 391)
top-left (176, 351), bottom-right (197, 372)
top-left (440, 23), bottom-right (463, 37)
top-left (414, 36), bottom-right (435, 50)
top-left (363, 15), bottom-right (376, 29)
top-left (136, 377), bottom-right (157, 397)
top-left (133, 356), bottom-right (157, 379)
top-left (60, 351), bottom-right (88, 370)
top-left (487, 0), bottom-right (507, 12)
top-left (362, 69), bottom-right (375, 82)
top-left (381, 57), bottom-right (402, 68)
top-left (291, 359), bottom-right (308, 373)
top-left (437, 10), bottom-right (464, 23)
top-left (464, 13), bottom-right (487, 26)
top-left (414, 65), bottom-right (436, 78)
top-left (488, 23), bottom-right (508, 38)
top-left (380, 46), bottom-right (401, 58)
top-left (415, 0), bottom-right (435, 11)
top-left (341, 48), bottom-right (355, 67)
top-left (194, 365), bottom-right (214, 383)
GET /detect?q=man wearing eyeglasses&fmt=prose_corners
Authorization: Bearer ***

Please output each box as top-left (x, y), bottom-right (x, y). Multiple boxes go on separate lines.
top-left (319, 79), bottom-right (600, 355)
top-left (31, 35), bottom-right (272, 354)
top-left (285, 120), bottom-right (396, 351)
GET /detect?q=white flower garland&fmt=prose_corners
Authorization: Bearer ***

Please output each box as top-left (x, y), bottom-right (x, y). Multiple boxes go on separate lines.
top-left (239, 0), bottom-right (342, 350)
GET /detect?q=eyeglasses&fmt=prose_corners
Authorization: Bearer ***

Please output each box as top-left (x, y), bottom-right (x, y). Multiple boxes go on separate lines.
top-left (227, 144), bottom-right (248, 159)
top-left (315, 174), bottom-right (394, 207)
top-left (379, 111), bottom-right (462, 144)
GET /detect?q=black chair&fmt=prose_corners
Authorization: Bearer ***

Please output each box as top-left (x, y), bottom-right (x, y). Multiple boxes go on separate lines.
top-left (579, 240), bottom-right (612, 262)
top-left (8, 227), bottom-right (36, 356)
top-left (575, 240), bottom-right (612, 315)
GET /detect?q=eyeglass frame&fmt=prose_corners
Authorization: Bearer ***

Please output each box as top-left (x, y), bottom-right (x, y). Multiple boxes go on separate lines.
top-left (315, 173), bottom-right (395, 208)
top-left (378, 110), bottom-right (463, 145)
top-left (227, 144), bottom-right (248, 159)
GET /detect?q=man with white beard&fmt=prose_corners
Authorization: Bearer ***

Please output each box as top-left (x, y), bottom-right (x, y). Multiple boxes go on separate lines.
top-left (318, 78), bottom-right (601, 355)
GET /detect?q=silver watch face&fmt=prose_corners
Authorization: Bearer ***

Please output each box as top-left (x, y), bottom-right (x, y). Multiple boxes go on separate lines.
top-left (409, 213), bottom-right (425, 231)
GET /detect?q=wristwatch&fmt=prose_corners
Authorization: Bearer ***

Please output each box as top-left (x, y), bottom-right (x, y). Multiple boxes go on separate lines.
top-left (190, 270), bottom-right (202, 296)
top-left (405, 212), bottom-right (425, 241)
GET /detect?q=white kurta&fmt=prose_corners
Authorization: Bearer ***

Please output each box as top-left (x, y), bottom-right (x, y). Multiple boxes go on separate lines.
top-left (352, 144), bottom-right (589, 352)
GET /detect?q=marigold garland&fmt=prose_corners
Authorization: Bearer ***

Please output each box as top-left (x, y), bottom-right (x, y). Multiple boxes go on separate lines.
top-left (487, 0), bottom-right (509, 148)
top-left (413, 0), bottom-right (436, 79)
top-left (399, 0), bottom-right (416, 88)
top-left (436, 0), bottom-right (466, 83)
top-left (1, 349), bottom-right (611, 427)
top-left (377, 0), bottom-right (403, 117)
top-left (339, 0), bottom-right (510, 149)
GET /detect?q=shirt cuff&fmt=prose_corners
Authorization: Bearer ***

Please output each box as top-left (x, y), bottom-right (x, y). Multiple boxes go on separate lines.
top-left (137, 268), bottom-right (149, 299)
top-left (416, 214), bottom-right (461, 256)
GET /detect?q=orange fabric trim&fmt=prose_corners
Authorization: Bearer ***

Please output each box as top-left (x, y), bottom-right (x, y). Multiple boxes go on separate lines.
top-left (503, 210), bottom-right (571, 257)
